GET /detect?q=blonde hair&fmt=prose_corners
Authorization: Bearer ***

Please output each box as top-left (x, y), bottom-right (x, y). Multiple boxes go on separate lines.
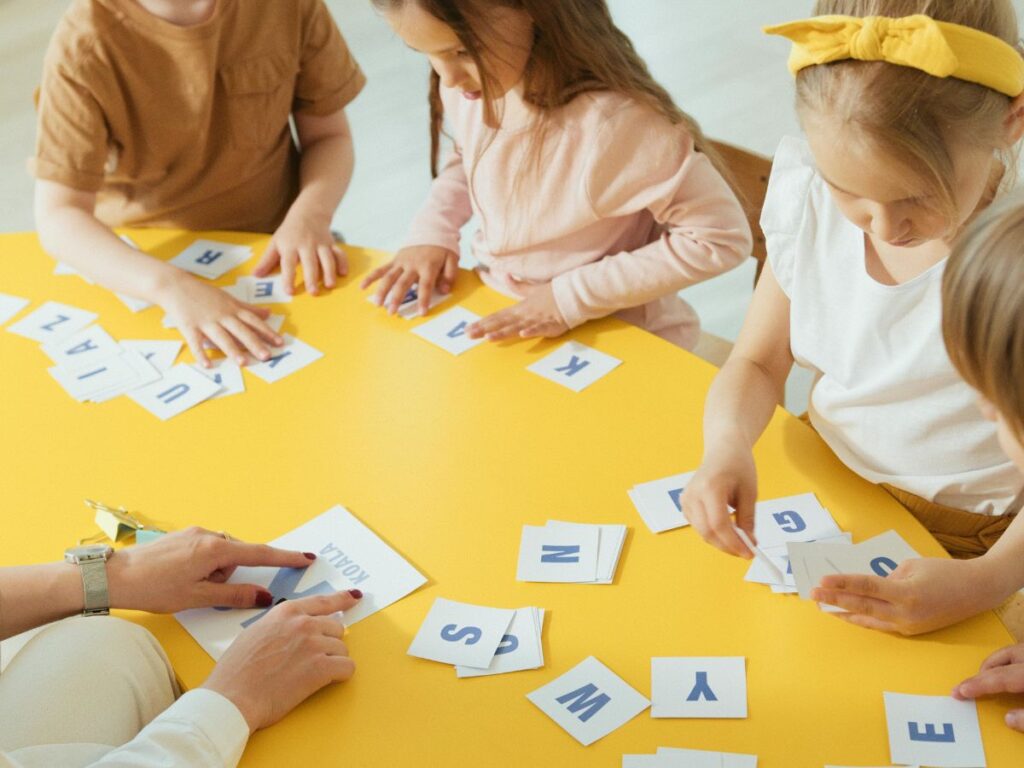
top-left (942, 192), bottom-right (1024, 444)
top-left (797, 0), bottom-right (1020, 225)
top-left (371, 0), bottom-right (724, 179)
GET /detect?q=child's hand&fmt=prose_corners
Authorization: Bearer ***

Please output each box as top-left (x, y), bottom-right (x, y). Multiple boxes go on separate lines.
top-left (360, 245), bottom-right (458, 316)
top-left (681, 445), bottom-right (758, 558)
top-left (158, 272), bottom-right (283, 367)
top-left (466, 284), bottom-right (568, 341)
top-left (257, 210), bottom-right (347, 297)
top-left (953, 643), bottom-right (1024, 731)
top-left (811, 556), bottom-right (1004, 635)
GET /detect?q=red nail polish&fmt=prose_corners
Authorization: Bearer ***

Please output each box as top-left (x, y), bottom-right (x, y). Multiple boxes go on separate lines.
top-left (256, 590), bottom-right (273, 607)
top-left (348, 589), bottom-right (363, 599)
top-left (303, 552), bottom-right (316, 560)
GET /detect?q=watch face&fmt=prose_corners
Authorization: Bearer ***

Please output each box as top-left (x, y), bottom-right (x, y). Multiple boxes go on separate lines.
top-left (67, 544), bottom-right (113, 559)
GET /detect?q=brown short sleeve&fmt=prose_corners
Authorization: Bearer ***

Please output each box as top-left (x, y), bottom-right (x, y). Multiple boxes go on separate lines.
top-left (32, 49), bottom-right (111, 192)
top-left (292, 0), bottom-right (366, 116)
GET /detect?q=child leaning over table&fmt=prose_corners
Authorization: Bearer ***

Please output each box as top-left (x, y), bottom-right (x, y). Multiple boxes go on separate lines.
top-left (32, 0), bottom-right (364, 367)
top-left (875, 194), bottom-right (1024, 732)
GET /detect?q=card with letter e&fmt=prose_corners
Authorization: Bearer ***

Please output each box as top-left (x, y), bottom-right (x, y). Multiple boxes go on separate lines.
top-left (527, 656), bottom-right (649, 746)
top-left (412, 306), bottom-right (485, 355)
top-left (407, 598), bottom-right (515, 669)
top-left (527, 341), bottom-right (622, 392)
top-left (884, 692), bottom-right (984, 767)
top-left (176, 505), bottom-right (427, 660)
top-left (517, 524), bottom-right (600, 582)
top-left (169, 239), bottom-right (251, 280)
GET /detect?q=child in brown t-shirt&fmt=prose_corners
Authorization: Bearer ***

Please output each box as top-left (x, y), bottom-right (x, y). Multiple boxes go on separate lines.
top-left (33, 0), bottom-right (365, 366)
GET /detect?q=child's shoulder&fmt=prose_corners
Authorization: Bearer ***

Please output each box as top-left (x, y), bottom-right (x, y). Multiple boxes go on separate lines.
top-left (46, 0), bottom-right (123, 69)
top-left (761, 135), bottom-right (827, 239)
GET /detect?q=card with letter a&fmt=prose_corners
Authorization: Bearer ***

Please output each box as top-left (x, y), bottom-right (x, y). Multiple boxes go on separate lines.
top-left (175, 505), bottom-right (427, 660)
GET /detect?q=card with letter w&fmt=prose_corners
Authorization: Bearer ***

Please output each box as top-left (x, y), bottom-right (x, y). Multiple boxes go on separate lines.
top-left (175, 505), bottom-right (427, 660)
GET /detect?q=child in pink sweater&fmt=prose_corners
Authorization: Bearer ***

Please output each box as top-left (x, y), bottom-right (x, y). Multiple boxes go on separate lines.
top-left (361, 0), bottom-right (752, 350)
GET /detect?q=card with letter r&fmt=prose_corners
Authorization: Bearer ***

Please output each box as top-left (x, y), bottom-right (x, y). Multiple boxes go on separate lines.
top-left (884, 692), bottom-right (984, 767)
top-left (176, 505), bottom-right (426, 660)
top-left (407, 598), bottom-right (515, 669)
top-left (527, 656), bottom-right (649, 746)
top-left (517, 524), bottom-right (600, 582)
top-left (169, 239), bottom-right (252, 280)
top-left (6, 301), bottom-right (97, 343)
top-left (411, 306), bottom-right (485, 355)
top-left (527, 341), bottom-right (622, 392)
top-left (246, 335), bottom-right (322, 383)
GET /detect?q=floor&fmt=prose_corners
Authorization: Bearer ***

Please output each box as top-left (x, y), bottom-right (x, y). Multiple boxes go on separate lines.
top-left (7, 1), bottom-right (1016, 410)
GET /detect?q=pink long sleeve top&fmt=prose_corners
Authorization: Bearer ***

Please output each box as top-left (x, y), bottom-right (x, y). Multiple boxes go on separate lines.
top-left (403, 86), bottom-right (753, 349)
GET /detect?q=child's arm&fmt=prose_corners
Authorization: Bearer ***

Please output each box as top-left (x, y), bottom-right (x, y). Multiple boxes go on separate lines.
top-left (812, 509), bottom-right (1024, 635)
top-left (361, 148), bottom-right (470, 316)
top-left (467, 117), bottom-right (752, 340)
top-left (35, 181), bottom-right (282, 367)
top-left (254, 108), bottom-right (355, 296)
top-left (681, 263), bottom-right (795, 558)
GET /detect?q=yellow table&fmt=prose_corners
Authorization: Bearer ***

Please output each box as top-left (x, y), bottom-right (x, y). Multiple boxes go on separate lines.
top-left (1, 229), bottom-right (1020, 766)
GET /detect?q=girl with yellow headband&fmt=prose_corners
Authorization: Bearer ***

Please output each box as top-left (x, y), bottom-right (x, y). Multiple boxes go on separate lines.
top-left (682, 1), bottom-right (1024, 641)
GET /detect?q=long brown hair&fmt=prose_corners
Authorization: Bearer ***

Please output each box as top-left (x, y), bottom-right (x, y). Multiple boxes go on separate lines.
top-left (371, 0), bottom-right (724, 179)
top-left (796, 0), bottom-right (1020, 227)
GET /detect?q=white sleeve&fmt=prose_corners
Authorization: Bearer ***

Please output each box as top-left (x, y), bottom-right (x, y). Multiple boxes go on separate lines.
top-left (87, 689), bottom-right (248, 768)
top-left (761, 135), bottom-right (818, 299)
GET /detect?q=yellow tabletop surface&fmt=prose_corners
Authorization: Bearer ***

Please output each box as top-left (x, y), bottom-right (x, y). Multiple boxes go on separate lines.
top-left (1, 229), bottom-right (1020, 767)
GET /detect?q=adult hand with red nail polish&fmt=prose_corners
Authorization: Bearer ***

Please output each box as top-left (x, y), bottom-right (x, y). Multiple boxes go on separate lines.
top-left (203, 588), bottom-right (362, 731)
top-left (106, 526), bottom-right (319, 614)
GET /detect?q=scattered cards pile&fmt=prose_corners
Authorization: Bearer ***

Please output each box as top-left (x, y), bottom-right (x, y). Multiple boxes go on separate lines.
top-left (408, 598), bottom-right (546, 678)
top-left (177, 506), bottom-right (427, 660)
top-left (787, 530), bottom-right (921, 611)
top-left (517, 520), bottom-right (627, 584)
top-left (623, 748), bottom-right (757, 767)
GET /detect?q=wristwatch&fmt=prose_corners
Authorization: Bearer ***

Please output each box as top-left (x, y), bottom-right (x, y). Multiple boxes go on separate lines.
top-left (64, 544), bottom-right (114, 616)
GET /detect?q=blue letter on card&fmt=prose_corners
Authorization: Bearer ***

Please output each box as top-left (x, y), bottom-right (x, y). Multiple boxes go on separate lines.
top-left (440, 624), bottom-right (483, 645)
top-left (870, 556), bottom-right (899, 576)
top-left (908, 721), bottom-right (955, 743)
top-left (554, 356), bottom-right (589, 377)
top-left (772, 510), bottom-right (806, 533)
top-left (541, 544), bottom-right (581, 563)
top-left (555, 684), bottom-right (611, 722)
top-left (196, 250), bottom-right (223, 265)
top-left (686, 671), bottom-right (718, 702)
top-left (494, 633), bottom-right (519, 656)
top-left (447, 321), bottom-right (468, 339)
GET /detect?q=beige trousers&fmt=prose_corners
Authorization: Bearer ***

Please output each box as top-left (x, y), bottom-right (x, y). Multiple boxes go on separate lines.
top-left (0, 617), bottom-right (178, 767)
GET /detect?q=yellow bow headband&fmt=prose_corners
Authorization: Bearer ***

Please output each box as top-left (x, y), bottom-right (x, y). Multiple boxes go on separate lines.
top-left (764, 14), bottom-right (1024, 98)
